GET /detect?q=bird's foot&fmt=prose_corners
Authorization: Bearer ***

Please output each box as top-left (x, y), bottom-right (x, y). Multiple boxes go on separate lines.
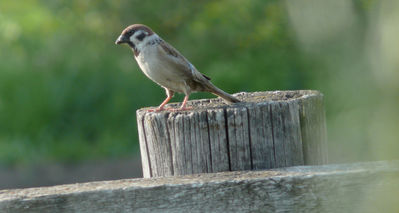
top-left (147, 105), bottom-right (192, 112)
top-left (147, 107), bottom-right (165, 112)
top-left (147, 107), bottom-right (179, 112)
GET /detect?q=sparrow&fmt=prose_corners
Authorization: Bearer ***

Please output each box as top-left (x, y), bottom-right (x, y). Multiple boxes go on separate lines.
top-left (115, 24), bottom-right (240, 111)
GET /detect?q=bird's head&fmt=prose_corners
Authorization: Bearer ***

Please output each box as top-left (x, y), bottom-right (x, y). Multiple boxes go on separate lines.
top-left (115, 24), bottom-right (155, 52)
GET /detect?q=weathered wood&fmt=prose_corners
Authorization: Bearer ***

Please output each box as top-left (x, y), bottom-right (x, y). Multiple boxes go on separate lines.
top-left (298, 94), bottom-right (328, 164)
top-left (1, 161), bottom-right (398, 213)
top-left (137, 90), bottom-right (327, 177)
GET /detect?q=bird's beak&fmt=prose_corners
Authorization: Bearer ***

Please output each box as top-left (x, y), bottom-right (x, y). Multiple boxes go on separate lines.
top-left (115, 35), bottom-right (128, 45)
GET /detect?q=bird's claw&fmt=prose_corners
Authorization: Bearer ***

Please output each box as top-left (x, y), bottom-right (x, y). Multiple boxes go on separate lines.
top-left (147, 107), bottom-right (181, 112)
top-left (147, 107), bottom-right (164, 112)
top-left (147, 107), bottom-right (192, 112)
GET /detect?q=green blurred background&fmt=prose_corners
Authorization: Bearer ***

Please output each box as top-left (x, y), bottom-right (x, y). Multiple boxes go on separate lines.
top-left (0, 0), bottom-right (398, 186)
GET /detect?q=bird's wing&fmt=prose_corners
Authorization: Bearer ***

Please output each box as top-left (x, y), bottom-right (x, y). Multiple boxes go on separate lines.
top-left (157, 41), bottom-right (210, 82)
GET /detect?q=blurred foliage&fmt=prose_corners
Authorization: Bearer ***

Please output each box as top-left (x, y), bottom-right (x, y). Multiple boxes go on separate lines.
top-left (0, 0), bottom-right (398, 170)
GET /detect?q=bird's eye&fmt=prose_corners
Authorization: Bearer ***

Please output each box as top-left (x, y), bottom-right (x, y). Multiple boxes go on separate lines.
top-left (136, 33), bottom-right (146, 41)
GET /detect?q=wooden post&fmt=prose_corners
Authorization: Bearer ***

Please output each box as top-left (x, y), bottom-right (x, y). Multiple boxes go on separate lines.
top-left (137, 90), bottom-right (327, 178)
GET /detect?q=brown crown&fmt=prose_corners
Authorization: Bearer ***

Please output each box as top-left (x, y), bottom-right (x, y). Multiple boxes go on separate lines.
top-left (121, 24), bottom-right (154, 36)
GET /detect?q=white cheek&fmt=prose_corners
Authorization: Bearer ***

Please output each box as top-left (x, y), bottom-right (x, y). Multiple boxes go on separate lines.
top-left (136, 34), bottom-right (154, 49)
top-left (129, 36), bottom-right (136, 43)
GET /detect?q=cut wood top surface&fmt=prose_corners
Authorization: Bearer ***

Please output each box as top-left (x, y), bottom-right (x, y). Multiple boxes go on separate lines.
top-left (137, 90), bottom-right (322, 113)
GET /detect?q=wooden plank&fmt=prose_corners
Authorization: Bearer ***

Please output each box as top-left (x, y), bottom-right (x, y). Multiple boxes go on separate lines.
top-left (198, 111), bottom-right (212, 173)
top-left (270, 102), bottom-right (288, 167)
top-left (298, 93), bottom-right (328, 164)
top-left (207, 109), bottom-right (230, 172)
top-left (189, 112), bottom-right (200, 174)
top-left (190, 111), bottom-right (211, 174)
top-left (225, 107), bottom-right (252, 171)
top-left (283, 101), bottom-right (304, 166)
top-left (248, 103), bottom-right (275, 169)
top-left (136, 111), bottom-right (151, 177)
top-left (183, 114), bottom-right (192, 175)
top-left (167, 113), bottom-right (184, 176)
top-left (1, 161), bottom-right (398, 213)
top-left (143, 113), bottom-right (173, 177)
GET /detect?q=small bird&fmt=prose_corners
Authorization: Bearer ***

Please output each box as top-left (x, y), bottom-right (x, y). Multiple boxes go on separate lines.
top-left (115, 24), bottom-right (240, 111)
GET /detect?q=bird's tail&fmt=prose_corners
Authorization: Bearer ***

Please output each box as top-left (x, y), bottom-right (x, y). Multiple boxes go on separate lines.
top-left (206, 83), bottom-right (240, 104)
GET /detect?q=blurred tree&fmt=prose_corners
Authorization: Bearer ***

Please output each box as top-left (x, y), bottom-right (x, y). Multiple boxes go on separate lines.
top-left (0, 0), bottom-right (397, 168)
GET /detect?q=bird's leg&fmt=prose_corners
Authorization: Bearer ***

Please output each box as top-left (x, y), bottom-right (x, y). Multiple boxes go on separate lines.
top-left (177, 95), bottom-right (192, 111)
top-left (157, 96), bottom-right (173, 110)
top-left (148, 89), bottom-right (174, 112)
top-left (169, 95), bottom-right (191, 111)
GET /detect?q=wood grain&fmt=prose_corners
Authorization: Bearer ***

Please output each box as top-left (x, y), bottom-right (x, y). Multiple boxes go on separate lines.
top-left (1, 161), bottom-right (398, 213)
top-left (137, 90), bottom-right (327, 177)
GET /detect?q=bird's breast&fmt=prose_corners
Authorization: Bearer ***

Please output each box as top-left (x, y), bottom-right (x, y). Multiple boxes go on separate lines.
top-left (135, 47), bottom-right (185, 92)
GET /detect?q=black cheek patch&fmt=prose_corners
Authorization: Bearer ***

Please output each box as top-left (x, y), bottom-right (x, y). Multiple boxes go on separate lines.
top-left (136, 33), bottom-right (146, 41)
top-left (127, 41), bottom-right (135, 49)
